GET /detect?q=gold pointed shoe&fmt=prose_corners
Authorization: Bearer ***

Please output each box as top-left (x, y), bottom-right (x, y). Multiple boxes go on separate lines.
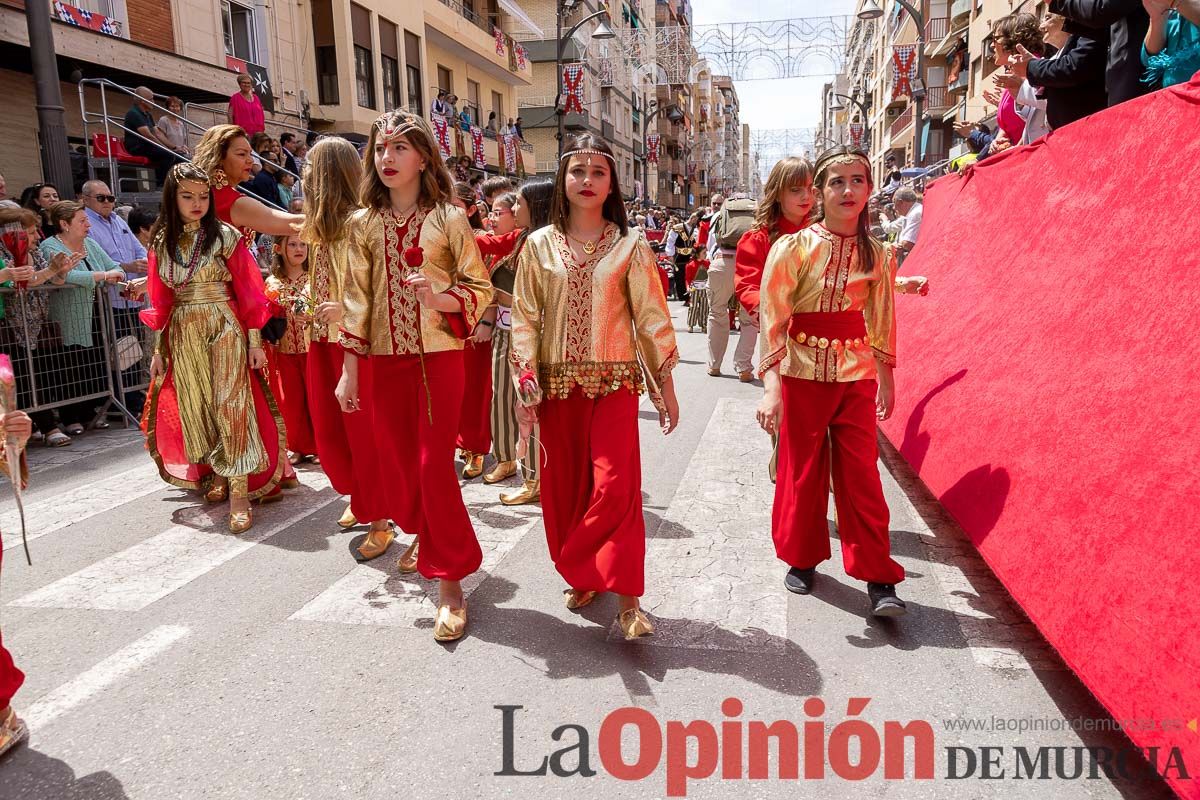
top-left (355, 526), bottom-right (395, 562)
top-left (229, 509), bottom-right (253, 534)
top-left (0, 707), bottom-right (28, 759)
top-left (462, 454), bottom-right (485, 480)
top-left (500, 480), bottom-right (540, 506)
top-left (564, 589), bottom-right (598, 610)
top-left (204, 482), bottom-right (228, 503)
top-left (396, 538), bottom-right (420, 574)
top-left (617, 607), bottom-right (654, 640)
top-left (433, 603), bottom-right (468, 642)
top-left (337, 504), bottom-right (357, 529)
top-left (483, 460), bottom-right (518, 484)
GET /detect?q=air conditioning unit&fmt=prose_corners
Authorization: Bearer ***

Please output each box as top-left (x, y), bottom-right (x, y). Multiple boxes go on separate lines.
top-left (887, 107), bottom-right (900, 119)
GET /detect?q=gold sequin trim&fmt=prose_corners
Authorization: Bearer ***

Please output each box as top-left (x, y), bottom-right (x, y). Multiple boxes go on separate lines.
top-left (538, 360), bottom-right (644, 400)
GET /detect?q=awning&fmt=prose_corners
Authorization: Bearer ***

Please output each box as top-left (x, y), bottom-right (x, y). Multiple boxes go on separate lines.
top-left (498, 0), bottom-right (544, 38)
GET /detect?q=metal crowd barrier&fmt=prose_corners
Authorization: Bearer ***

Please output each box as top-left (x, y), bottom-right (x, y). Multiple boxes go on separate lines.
top-left (0, 282), bottom-right (149, 433)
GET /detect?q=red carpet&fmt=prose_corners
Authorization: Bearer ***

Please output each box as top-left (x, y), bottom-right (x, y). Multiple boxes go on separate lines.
top-left (879, 72), bottom-right (1200, 798)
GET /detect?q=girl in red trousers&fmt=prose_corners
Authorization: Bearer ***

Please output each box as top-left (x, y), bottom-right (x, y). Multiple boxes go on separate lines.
top-left (0, 408), bottom-right (31, 758)
top-left (265, 234), bottom-right (318, 465)
top-left (756, 146), bottom-right (907, 617)
top-left (450, 181), bottom-right (494, 480)
top-left (511, 133), bottom-right (679, 640)
top-left (336, 110), bottom-right (493, 642)
top-left (299, 136), bottom-right (400, 563)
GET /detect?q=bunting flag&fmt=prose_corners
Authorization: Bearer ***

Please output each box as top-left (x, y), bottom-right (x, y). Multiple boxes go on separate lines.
top-left (493, 26), bottom-right (506, 57)
top-left (849, 122), bottom-right (865, 150)
top-left (502, 134), bottom-right (517, 173)
top-left (646, 133), bottom-right (660, 164)
top-left (562, 64), bottom-right (585, 114)
top-left (515, 43), bottom-right (528, 71)
top-left (53, 0), bottom-right (122, 35)
top-left (892, 44), bottom-right (918, 100)
top-left (431, 113), bottom-right (452, 158)
top-left (470, 126), bottom-right (486, 169)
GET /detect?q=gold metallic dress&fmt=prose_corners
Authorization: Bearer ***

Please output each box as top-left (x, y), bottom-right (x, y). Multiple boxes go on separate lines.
top-left (141, 223), bottom-right (285, 499)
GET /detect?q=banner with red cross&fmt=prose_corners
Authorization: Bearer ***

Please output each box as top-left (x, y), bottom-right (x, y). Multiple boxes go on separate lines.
top-left (493, 26), bottom-right (506, 57)
top-left (470, 126), bottom-right (486, 169)
top-left (849, 122), bottom-right (864, 150)
top-left (431, 113), bottom-right (452, 158)
top-left (892, 45), bottom-right (918, 100)
top-left (53, 0), bottom-right (122, 35)
top-left (562, 64), bottom-right (585, 114)
top-left (646, 134), bottom-right (660, 164)
top-left (515, 43), bottom-right (528, 71)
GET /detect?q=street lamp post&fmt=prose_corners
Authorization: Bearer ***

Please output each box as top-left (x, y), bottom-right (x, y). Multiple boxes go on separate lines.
top-left (829, 91), bottom-right (871, 152)
top-left (858, 0), bottom-right (925, 165)
top-left (640, 102), bottom-right (661, 204)
top-left (555, 3), bottom-right (615, 159)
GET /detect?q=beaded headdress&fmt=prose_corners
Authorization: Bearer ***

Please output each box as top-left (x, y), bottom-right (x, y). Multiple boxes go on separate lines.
top-left (815, 152), bottom-right (872, 176)
top-left (373, 110), bottom-right (428, 143)
top-left (169, 162), bottom-right (212, 185)
top-left (560, 148), bottom-right (615, 165)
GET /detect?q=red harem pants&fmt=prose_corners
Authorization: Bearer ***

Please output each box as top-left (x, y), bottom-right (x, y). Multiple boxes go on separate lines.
top-left (0, 546), bottom-right (23, 709)
top-left (371, 350), bottom-right (482, 581)
top-left (539, 388), bottom-right (645, 597)
top-left (307, 342), bottom-right (385, 521)
top-left (773, 377), bottom-right (905, 585)
top-left (455, 339), bottom-right (493, 455)
top-left (275, 352), bottom-right (317, 455)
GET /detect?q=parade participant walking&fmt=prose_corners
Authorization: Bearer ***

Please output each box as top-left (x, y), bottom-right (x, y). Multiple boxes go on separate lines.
top-left (298, 137), bottom-right (397, 561)
top-left (141, 163), bottom-right (286, 533)
top-left (0, 407), bottom-right (31, 759)
top-left (707, 192), bottom-right (759, 380)
top-left (336, 110), bottom-right (493, 642)
top-left (510, 133), bottom-right (679, 640)
top-left (451, 181), bottom-right (494, 480)
top-left (264, 234), bottom-right (317, 464)
top-left (755, 147), bottom-right (906, 617)
top-left (486, 181), bottom-right (553, 505)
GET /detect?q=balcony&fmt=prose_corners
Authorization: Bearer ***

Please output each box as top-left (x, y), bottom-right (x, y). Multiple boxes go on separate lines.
top-left (890, 107), bottom-right (914, 138)
top-left (924, 17), bottom-right (948, 42)
top-left (425, 0), bottom-right (533, 86)
top-left (951, 0), bottom-right (971, 24)
top-left (925, 85), bottom-right (949, 112)
top-left (947, 70), bottom-right (969, 95)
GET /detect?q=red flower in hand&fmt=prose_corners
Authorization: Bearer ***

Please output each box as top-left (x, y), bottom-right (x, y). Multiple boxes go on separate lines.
top-left (404, 246), bottom-right (424, 267)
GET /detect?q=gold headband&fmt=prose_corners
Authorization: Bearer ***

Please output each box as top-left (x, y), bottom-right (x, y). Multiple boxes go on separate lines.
top-left (560, 149), bottom-right (615, 164)
top-left (373, 112), bottom-right (424, 142)
top-left (817, 153), bottom-right (872, 173)
top-left (169, 162), bottom-right (211, 185)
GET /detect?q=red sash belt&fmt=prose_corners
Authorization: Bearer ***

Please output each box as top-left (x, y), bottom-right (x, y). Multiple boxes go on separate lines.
top-left (788, 310), bottom-right (868, 350)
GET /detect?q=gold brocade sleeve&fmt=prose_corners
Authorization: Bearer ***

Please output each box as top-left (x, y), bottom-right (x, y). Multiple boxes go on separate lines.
top-left (430, 207), bottom-right (493, 332)
top-left (866, 243), bottom-right (898, 367)
top-left (339, 209), bottom-right (373, 356)
top-left (628, 235), bottom-right (678, 390)
top-left (509, 238), bottom-right (543, 399)
top-left (757, 233), bottom-right (808, 376)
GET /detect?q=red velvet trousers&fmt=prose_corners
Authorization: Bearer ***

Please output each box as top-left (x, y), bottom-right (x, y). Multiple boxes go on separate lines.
top-left (455, 339), bottom-right (493, 455)
top-left (539, 388), bottom-right (645, 596)
top-left (773, 377), bottom-right (905, 585)
top-left (0, 547), bottom-right (23, 708)
top-left (307, 342), bottom-right (384, 521)
top-left (371, 351), bottom-right (482, 581)
top-left (276, 352), bottom-right (317, 455)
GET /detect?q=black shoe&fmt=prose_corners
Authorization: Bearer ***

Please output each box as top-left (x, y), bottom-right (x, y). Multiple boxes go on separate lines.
top-left (784, 567), bottom-right (816, 595)
top-left (867, 583), bottom-right (907, 617)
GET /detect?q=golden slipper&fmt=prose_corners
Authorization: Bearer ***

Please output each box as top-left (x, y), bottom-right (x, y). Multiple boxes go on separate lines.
top-left (355, 526), bottom-right (395, 562)
top-left (229, 509), bottom-right (253, 534)
top-left (337, 503), bottom-right (357, 529)
top-left (0, 707), bottom-right (28, 758)
top-left (462, 453), bottom-right (485, 480)
top-left (617, 607), bottom-right (654, 640)
top-left (433, 603), bottom-right (468, 642)
top-left (396, 539), bottom-right (420, 573)
top-left (204, 482), bottom-right (228, 503)
top-left (564, 589), bottom-right (598, 610)
top-left (500, 479), bottom-right (540, 506)
top-left (483, 460), bottom-right (518, 485)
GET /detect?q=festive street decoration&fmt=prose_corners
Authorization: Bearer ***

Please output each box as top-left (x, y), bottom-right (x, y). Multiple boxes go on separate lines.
top-left (515, 43), bottom-right (528, 71)
top-left (892, 44), bottom-right (918, 100)
top-left (431, 113), bottom-right (452, 158)
top-left (53, 0), bottom-right (122, 36)
top-left (849, 122), bottom-right (864, 150)
top-left (493, 26), bottom-right (506, 57)
top-left (470, 126), bottom-right (486, 169)
top-left (646, 134), bottom-right (660, 164)
top-left (562, 64), bottom-right (585, 114)
top-left (502, 134), bottom-right (517, 173)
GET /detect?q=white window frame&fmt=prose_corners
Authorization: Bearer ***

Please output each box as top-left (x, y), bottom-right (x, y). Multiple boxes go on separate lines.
top-left (222, 0), bottom-right (260, 65)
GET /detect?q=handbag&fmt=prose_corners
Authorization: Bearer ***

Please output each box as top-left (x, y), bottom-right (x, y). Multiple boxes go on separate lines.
top-left (114, 334), bottom-right (143, 372)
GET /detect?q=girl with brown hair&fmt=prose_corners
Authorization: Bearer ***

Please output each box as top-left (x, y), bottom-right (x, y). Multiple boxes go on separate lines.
top-left (510, 133), bottom-right (679, 639)
top-left (264, 234), bottom-right (317, 465)
top-left (755, 146), bottom-right (906, 617)
top-left (335, 110), bottom-right (493, 641)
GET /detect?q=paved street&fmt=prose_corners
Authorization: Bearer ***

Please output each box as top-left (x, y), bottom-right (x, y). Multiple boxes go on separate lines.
top-left (0, 305), bottom-right (1174, 799)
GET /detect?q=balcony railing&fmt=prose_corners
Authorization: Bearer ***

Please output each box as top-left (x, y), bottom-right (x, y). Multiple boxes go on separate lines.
top-left (925, 86), bottom-right (949, 110)
top-left (890, 107), bottom-right (914, 138)
top-left (925, 17), bottom-right (948, 41)
top-left (951, 0), bottom-right (971, 22)
top-left (437, 0), bottom-right (497, 35)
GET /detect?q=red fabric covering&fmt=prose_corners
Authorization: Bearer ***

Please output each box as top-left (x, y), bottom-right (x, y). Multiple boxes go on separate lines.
top-left (275, 352), bottom-right (316, 455)
top-left (0, 545), bottom-right (24, 708)
top-left (456, 339), bottom-right (493, 454)
top-left (879, 74), bottom-right (1200, 799)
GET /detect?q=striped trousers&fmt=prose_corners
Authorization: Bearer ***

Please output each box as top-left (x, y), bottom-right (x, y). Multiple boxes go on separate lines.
top-left (491, 328), bottom-right (539, 480)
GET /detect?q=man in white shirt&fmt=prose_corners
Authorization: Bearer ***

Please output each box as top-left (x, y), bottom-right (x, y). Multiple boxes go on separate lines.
top-left (894, 187), bottom-right (923, 256)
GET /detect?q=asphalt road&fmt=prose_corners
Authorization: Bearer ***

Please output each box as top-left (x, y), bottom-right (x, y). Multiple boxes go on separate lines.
top-left (0, 304), bottom-right (1175, 800)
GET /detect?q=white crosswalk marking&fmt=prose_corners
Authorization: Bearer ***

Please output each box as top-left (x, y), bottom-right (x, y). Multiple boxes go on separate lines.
top-left (9, 472), bottom-right (337, 612)
top-left (0, 463), bottom-right (165, 551)
top-left (22, 625), bottom-right (190, 730)
top-left (289, 480), bottom-right (541, 627)
top-left (626, 397), bottom-right (787, 651)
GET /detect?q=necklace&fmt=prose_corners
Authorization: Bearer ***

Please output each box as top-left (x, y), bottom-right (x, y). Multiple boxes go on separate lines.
top-left (170, 228), bottom-right (208, 288)
top-left (566, 226), bottom-right (606, 255)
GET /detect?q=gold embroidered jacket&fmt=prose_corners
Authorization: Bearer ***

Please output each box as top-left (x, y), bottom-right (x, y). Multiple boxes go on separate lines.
top-left (307, 235), bottom-right (352, 345)
top-left (264, 273), bottom-right (311, 355)
top-left (511, 225), bottom-right (678, 403)
top-left (340, 204), bottom-right (493, 356)
top-left (759, 224), bottom-right (897, 383)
